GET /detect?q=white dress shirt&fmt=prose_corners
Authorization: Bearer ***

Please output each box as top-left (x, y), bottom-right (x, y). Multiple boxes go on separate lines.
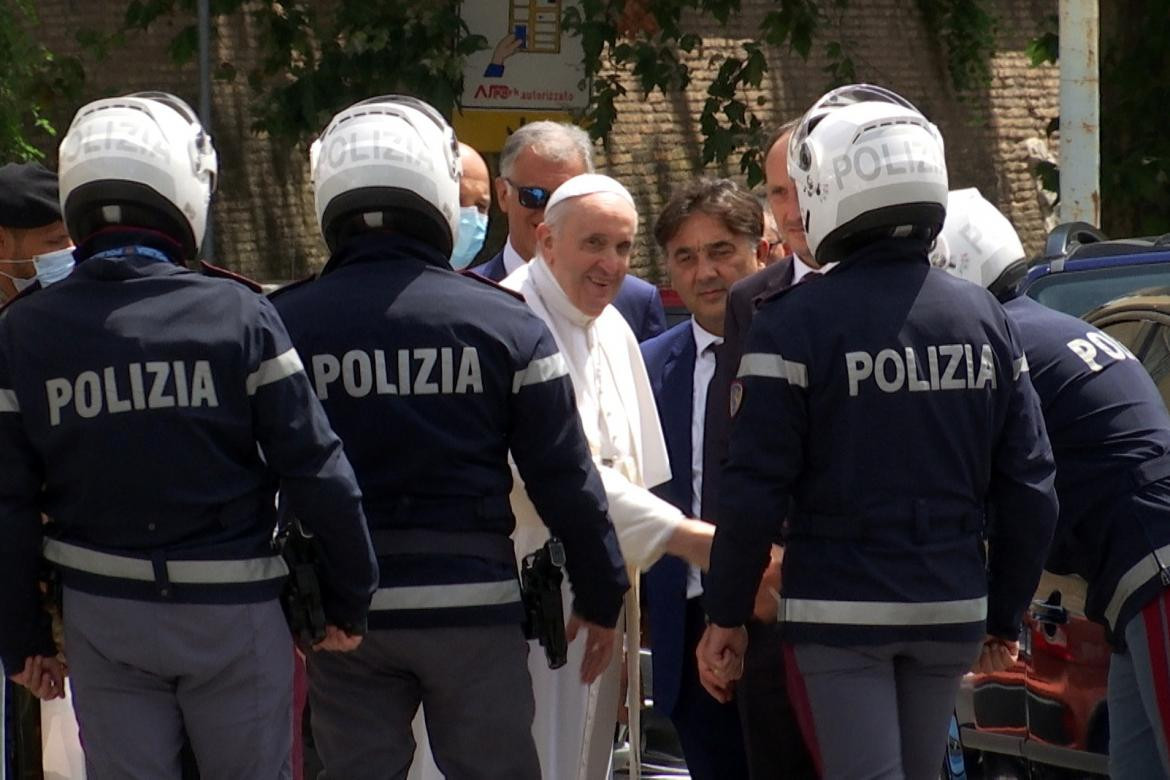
top-left (503, 237), bottom-right (525, 276)
top-left (687, 318), bottom-right (722, 599)
top-left (791, 256), bottom-right (838, 284)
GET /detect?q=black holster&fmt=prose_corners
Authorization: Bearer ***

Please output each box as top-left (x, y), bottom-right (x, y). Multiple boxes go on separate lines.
top-left (277, 521), bottom-right (327, 648)
top-left (521, 537), bottom-right (568, 670)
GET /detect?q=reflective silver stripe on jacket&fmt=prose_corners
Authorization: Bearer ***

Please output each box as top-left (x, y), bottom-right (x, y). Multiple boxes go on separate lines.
top-left (513, 352), bottom-right (569, 393)
top-left (779, 595), bottom-right (988, 626)
top-left (246, 348), bottom-right (305, 395)
top-left (43, 539), bottom-right (288, 584)
top-left (370, 580), bottom-right (522, 611)
top-left (0, 388), bottom-right (19, 413)
top-left (1014, 356), bottom-right (1029, 380)
top-left (737, 353), bottom-right (809, 388)
top-left (1104, 543), bottom-right (1170, 628)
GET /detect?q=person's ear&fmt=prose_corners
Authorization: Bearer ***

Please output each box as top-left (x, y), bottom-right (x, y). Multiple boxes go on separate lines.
top-left (494, 177), bottom-right (510, 217)
top-left (754, 238), bottom-right (769, 269)
top-left (536, 222), bottom-right (554, 265)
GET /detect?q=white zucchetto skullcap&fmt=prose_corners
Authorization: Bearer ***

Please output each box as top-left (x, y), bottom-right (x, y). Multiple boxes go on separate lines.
top-left (544, 173), bottom-right (636, 220)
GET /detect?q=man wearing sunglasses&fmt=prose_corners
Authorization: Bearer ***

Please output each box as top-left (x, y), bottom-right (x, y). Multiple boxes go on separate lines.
top-left (473, 121), bottom-right (667, 342)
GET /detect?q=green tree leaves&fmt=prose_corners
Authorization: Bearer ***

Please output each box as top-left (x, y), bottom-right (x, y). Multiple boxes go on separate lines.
top-left (3, 0), bottom-right (999, 182)
top-left (0, 0), bottom-right (85, 161)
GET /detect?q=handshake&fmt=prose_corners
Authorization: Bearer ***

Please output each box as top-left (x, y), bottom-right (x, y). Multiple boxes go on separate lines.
top-left (694, 543), bottom-right (782, 703)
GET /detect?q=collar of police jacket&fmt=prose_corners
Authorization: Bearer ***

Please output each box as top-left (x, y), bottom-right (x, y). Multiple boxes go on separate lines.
top-left (836, 236), bottom-right (932, 269)
top-left (323, 231), bottom-right (448, 276)
top-left (74, 246), bottom-right (190, 283)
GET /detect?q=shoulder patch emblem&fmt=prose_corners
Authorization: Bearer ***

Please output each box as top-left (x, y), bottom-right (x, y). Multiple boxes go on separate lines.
top-left (729, 380), bottom-right (745, 418)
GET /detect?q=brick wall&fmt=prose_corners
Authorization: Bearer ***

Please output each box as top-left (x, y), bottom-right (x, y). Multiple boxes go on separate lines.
top-left (598, 0), bottom-right (1060, 278)
top-left (31, 0), bottom-right (1058, 282)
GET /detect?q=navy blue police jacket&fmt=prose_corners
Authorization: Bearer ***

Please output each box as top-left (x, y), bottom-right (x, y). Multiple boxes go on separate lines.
top-left (0, 234), bottom-right (379, 673)
top-left (705, 239), bottom-right (1059, 646)
top-left (1006, 294), bottom-right (1170, 646)
top-left (272, 232), bottom-right (628, 631)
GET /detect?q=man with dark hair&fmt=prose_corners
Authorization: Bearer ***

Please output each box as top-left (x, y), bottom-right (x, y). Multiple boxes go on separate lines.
top-left (641, 178), bottom-right (765, 778)
top-left (473, 121), bottom-right (666, 341)
top-left (699, 119), bottom-right (820, 779)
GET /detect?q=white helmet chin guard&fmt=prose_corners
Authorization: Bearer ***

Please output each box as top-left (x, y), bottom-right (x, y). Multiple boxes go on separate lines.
top-left (930, 188), bottom-right (1026, 290)
top-left (787, 84), bottom-right (948, 264)
top-left (58, 91), bottom-right (218, 260)
top-left (311, 95), bottom-right (461, 255)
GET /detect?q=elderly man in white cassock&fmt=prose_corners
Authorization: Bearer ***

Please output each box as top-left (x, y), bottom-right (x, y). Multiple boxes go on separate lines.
top-left (505, 173), bottom-right (714, 780)
top-left (408, 173), bottom-right (712, 780)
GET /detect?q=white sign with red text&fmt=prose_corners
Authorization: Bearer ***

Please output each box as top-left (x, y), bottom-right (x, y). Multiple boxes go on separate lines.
top-left (461, 0), bottom-right (588, 111)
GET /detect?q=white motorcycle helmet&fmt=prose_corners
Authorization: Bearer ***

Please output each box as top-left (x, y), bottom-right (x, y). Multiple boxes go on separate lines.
top-left (311, 95), bottom-right (461, 256)
top-left (787, 84), bottom-right (948, 264)
top-left (930, 188), bottom-right (1027, 297)
top-left (58, 91), bottom-right (218, 261)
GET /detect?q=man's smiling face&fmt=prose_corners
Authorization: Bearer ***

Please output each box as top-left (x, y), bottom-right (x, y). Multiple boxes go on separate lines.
top-left (537, 192), bottom-right (638, 317)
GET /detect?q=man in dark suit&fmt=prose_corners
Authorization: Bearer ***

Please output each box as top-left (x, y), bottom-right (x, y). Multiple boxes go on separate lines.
top-left (641, 178), bottom-right (766, 779)
top-left (473, 121), bottom-right (666, 341)
top-left (702, 119), bottom-right (822, 779)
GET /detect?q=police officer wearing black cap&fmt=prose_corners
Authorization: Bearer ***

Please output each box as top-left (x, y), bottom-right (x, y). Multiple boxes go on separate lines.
top-left (0, 92), bottom-right (379, 779)
top-left (0, 162), bottom-right (75, 301)
top-left (700, 85), bottom-right (1059, 778)
top-left (0, 160), bottom-right (77, 778)
top-left (273, 96), bottom-right (628, 780)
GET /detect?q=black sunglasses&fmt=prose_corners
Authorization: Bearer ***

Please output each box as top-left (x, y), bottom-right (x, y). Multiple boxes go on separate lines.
top-left (506, 179), bottom-right (553, 210)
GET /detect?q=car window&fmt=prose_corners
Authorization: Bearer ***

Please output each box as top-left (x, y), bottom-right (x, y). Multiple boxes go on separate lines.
top-left (1100, 318), bottom-right (1170, 407)
top-left (1028, 266), bottom-right (1170, 317)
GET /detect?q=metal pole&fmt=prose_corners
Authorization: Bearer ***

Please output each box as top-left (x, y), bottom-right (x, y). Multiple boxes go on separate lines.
top-left (197, 0), bottom-right (215, 259)
top-left (1058, 0), bottom-right (1100, 226)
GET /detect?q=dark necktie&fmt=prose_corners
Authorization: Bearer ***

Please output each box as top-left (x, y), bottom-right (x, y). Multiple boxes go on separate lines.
top-left (700, 341), bottom-right (726, 520)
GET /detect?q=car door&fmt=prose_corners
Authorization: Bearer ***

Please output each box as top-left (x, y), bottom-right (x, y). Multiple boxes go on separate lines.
top-left (1021, 305), bottom-right (1170, 773)
top-left (956, 305), bottom-right (1170, 776)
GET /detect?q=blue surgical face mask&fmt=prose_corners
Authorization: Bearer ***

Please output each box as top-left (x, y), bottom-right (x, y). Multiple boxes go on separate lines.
top-left (450, 207), bottom-right (489, 270)
top-left (34, 246), bottom-right (76, 287)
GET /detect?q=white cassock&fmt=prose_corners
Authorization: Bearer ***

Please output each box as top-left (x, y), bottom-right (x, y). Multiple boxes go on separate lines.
top-left (408, 255), bottom-right (686, 780)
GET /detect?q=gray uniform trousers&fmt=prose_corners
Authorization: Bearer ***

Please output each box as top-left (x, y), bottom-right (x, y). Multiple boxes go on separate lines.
top-left (63, 588), bottom-right (293, 780)
top-left (307, 623), bottom-right (540, 780)
top-left (789, 640), bottom-right (981, 780)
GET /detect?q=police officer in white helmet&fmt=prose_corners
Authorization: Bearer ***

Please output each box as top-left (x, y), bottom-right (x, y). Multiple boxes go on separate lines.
top-left (936, 190), bottom-right (1170, 780)
top-left (928, 188), bottom-right (1026, 293)
top-left (0, 91), bottom-right (379, 778)
top-left (699, 85), bottom-right (1059, 778)
top-left (271, 96), bottom-right (628, 780)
